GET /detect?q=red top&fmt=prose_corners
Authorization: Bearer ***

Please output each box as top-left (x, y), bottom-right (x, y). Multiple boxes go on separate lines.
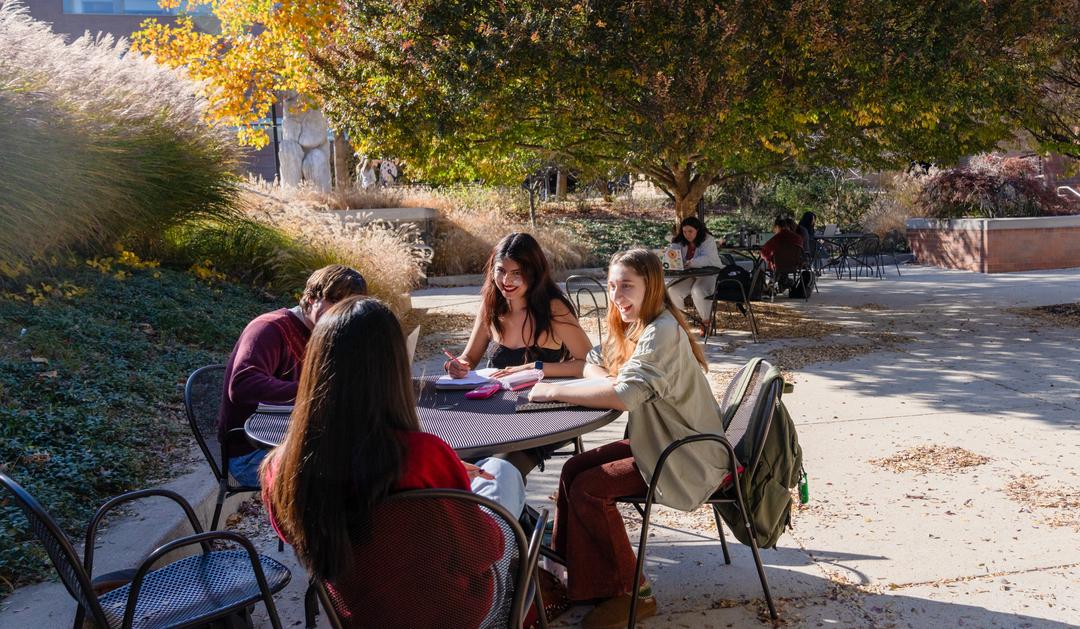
top-left (760, 229), bottom-right (804, 268)
top-left (263, 431), bottom-right (504, 628)
top-left (218, 308), bottom-right (310, 457)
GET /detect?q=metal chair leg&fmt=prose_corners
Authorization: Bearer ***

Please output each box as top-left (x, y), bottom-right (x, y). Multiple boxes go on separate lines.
top-left (712, 505), bottom-right (731, 565)
top-left (574, 436), bottom-right (584, 454)
top-left (304, 580), bottom-right (319, 628)
top-left (210, 484), bottom-right (226, 531)
top-left (744, 301), bottom-right (760, 343)
top-left (627, 497), bottom-right (655, 629)
top-left (534, 565), bottom-right (550, 629)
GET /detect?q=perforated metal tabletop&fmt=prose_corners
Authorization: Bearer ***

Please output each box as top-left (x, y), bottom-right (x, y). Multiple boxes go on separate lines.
top-left (245, 377), bottom-right (620, 459)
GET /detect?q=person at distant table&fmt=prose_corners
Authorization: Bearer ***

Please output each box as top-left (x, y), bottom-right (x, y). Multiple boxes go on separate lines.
top-left (217, 264), bottom-right (367, 487)
top-left (760, 215), bottom-right (804, 271)
top-left (665, 216), bottom-right (723, 327)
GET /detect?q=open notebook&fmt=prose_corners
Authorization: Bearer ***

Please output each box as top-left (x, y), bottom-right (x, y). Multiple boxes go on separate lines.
top-left (435, 367), bottom-right (544, 391)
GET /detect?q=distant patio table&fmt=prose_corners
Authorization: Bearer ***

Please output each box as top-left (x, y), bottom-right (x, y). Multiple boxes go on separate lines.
top-left (819, 233), bottom-right (877, 279)
top-left (664, 265), bottom-right (723, 289)
top-left (244, 377), bottom-right (621, 459)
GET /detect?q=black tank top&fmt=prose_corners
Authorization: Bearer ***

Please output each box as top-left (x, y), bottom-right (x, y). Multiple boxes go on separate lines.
top-left (488, 344), bottom-right (569, 368)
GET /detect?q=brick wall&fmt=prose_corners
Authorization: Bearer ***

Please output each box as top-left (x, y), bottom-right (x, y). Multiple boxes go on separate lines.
top-left (907, 217), bottom-right (1080, 273)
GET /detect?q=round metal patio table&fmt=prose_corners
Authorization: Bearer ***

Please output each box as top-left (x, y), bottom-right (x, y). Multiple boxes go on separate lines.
top-left (244, 377), bottom-right (621, 459)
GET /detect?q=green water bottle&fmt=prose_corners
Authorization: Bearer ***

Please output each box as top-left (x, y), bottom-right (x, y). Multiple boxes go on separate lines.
top-left (798, 470), bottom-right (809, 504)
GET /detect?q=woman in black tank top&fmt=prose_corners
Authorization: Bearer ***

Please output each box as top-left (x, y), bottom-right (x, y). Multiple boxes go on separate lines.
top-left (442, 233), bottom-right (593, 476)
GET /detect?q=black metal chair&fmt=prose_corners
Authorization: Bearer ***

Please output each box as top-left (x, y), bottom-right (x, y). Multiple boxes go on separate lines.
top-left (880, 229), bottom-right (906, 277)
top-left (0, 473), bottom-right (290, 629)
top-left (616, 359), bottom-right (784, 627)
top-left (703, 261), bottom-right (763, 343)
top-left (849, 234), bottom-right (884, 279)
top-left (184, 364), bottom-right (257, 532)
top-left (310, 489), bottom-right (549, 629)
top-left (767, 243), bottom-right (810, 301)
top-left (564, 274), bottom-right (607, 348)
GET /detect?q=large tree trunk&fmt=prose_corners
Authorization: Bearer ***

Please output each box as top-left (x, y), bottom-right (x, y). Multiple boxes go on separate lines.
top-left (670, 167), bottom-right (715, 221)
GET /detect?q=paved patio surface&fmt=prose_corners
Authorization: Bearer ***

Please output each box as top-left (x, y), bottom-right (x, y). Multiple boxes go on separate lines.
top-left (8, 265), bottom-right (1077, 628)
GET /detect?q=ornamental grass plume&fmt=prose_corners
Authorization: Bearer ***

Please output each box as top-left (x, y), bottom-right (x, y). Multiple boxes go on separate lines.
top-left (0, 0), bottom-right (238, 268)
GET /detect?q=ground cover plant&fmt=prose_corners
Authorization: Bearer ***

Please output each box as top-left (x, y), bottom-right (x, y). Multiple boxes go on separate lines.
top-left (0, 257), bottom-right (290, 595)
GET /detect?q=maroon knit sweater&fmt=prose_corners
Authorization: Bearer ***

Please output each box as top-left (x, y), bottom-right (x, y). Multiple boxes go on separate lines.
top-left (218, 308), bottom-right (311, 457)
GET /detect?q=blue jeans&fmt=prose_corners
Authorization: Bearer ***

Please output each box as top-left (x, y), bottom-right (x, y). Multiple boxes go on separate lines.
top-left (471, 457), bottom-right (526, 517)
top-left (228, 450), bottom-right (268, 487)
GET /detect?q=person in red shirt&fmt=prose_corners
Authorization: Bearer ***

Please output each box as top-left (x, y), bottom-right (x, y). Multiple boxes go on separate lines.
top-left (261, 297), bottom-right (523, 627)
top-left (218, 265), bottom-right (368, 487)
top-left (760, 216), bottom-right (804, 270)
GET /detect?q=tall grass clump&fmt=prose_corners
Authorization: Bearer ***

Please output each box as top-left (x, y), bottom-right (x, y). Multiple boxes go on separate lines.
top-left (158, 182), bottom-right (429, 313)
top-left (396, 186), bottom-right (588, 275)
top-left (0, 0), bottom-right (238, 267)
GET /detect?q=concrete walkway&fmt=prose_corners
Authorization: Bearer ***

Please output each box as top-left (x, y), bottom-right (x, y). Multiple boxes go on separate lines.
top-left (7, 265), bottom-right (1078, 628)
top-left (407, 265), bottom-right (1080, 628)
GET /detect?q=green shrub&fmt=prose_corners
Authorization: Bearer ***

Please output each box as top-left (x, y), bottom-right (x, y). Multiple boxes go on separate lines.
top-left (0, 260), bottom-right (289, 594)
top-left (0, 2), bottom-right (239, 266)
top-left (710, 169), bottom-right (876, 231)
top-left (914, 156), bottom-right (1072, 219)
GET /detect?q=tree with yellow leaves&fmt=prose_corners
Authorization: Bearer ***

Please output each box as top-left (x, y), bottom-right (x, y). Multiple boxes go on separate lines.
top-left (131, 0), bottom-right (340, 149)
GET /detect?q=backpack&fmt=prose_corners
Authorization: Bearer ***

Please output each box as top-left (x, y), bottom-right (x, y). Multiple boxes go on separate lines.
top-left (712, 263), bottom-right (765, 301)
top-left (715, 360), bottom-right (804, 549)
top-left (788, 270), bottom-right (815, 298)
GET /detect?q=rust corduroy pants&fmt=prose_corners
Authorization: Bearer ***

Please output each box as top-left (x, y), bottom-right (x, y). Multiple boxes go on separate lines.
top-left (553, 439), bottom-right (648, 601)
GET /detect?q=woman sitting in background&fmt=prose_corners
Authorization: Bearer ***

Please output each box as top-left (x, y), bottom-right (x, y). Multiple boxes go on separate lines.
top-left (665, 216), bottom-right (723, 330)
top-left (262, 297), bottom-right (525, 627)
top-left (445, 232), bottom-right (592, 475)
top-left (528, 249), bottom-right (727, 629)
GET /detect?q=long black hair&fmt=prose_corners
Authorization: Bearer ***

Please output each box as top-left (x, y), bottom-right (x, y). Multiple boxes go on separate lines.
top-left (480, 232), bottom-right (576, 350)
top-left (671, 216), bottom-right (710, 247)
top-left (798, 211), bottom-right (816, 231)
top-left (265, 296), bottom-right (419, 579)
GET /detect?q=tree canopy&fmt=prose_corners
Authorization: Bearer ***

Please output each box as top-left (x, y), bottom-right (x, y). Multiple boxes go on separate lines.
top-left (131, 0), bottom-right (341, 148)
top-left (315, 0), bottom-right (1079, 218)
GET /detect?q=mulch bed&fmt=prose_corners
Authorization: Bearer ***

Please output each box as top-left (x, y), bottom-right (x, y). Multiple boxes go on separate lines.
top-left (1005, 474), bottom-right (1080, 530)
top-left (870, 445), bottom-right (990, 474)
top-left (1011, 303), bottom-right (1080, 328)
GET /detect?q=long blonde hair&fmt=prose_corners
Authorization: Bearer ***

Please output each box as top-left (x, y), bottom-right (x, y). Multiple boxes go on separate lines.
top-left (601, 249), bottom-right (708, 374)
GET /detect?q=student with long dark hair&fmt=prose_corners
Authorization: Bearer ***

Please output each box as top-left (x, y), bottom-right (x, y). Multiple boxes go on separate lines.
top-left (666, 216), bottom-right (723, 329)
top-left (445, 232), bottom-right (592, 474)
top-left (261, 297), bottom-right (525, 626)
top-left (528, 249), bottom-right (727, 629)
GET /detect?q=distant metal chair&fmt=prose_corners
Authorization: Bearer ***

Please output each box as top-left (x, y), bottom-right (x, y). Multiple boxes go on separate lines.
top-left (184, 364), bottom-right (256, 532)
top-left (880, 229), bottom-right (906, 277)
top-left (311, 489), bottom-right (548, 629)
top-left (564, 274), bottom-right (607, 348)
top-left (0, 473), bottom-right (290, 629)
top-left (615, 359), bottom-right (785, 627)
top-left (703, 261), bottom-right (763, 343)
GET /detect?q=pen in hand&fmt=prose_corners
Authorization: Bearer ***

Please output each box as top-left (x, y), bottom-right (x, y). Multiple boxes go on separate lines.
top-left (442, 349), bottom-right (470, 377)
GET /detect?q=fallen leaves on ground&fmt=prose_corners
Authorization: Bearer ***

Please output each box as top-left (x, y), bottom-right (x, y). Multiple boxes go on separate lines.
top-left (708, 302), bottom-right (841, 340)
top-left (400, 308), bottom-right (476, 361)
top-left (1004, 474), bottom-right (1080, 529)
top-left (1009, 303), bottom-right (1080, 328)
top-left (853, 303), bottom-right (888, 311)
top-left (768, 332), bottom-right (914, 371)
top-left (871, 445), bottom-right (990, 474)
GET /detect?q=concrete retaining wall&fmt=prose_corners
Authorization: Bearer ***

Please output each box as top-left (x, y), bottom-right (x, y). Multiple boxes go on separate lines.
top-left (907, 216), bottom-right (1080, 273)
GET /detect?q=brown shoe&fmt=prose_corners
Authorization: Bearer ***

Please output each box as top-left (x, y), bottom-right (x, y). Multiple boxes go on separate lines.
top-left (581, 592), bottom-right (657, 629)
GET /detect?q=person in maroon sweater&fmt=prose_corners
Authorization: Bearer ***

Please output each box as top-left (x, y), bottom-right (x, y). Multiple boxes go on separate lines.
top-left (218, 264), bottom-right (367, 486)
top-left (760, 215), bottom-right (805, 270)
top-left (262, 297), bottom-right (522, 627)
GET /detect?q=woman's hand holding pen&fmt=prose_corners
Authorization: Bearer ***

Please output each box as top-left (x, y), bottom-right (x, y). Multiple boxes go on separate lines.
top-left (442, 349), bottom-right (471, 378)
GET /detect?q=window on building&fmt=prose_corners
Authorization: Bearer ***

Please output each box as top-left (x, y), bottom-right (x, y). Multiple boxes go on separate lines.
top-left (63, 0), bottom-right (211, 15)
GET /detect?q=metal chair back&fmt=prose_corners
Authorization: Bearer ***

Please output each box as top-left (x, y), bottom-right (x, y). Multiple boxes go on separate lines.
top-left (184, 364), bottom-right (227, 482)
top-left (564, 275), bottom-right (607, 347)
top-left (314, 489), bottom-right (533, 629)
top-left (0, 473), bottom-right (111, 627)
top-left (722, 358), bottom-right (783, 471)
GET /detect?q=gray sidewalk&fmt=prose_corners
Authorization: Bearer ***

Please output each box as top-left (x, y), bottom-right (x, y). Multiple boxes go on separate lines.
top-left (7, 265), bottom-right (1079, 628)
top-left (406, 265), bottom-right (1080, 628)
